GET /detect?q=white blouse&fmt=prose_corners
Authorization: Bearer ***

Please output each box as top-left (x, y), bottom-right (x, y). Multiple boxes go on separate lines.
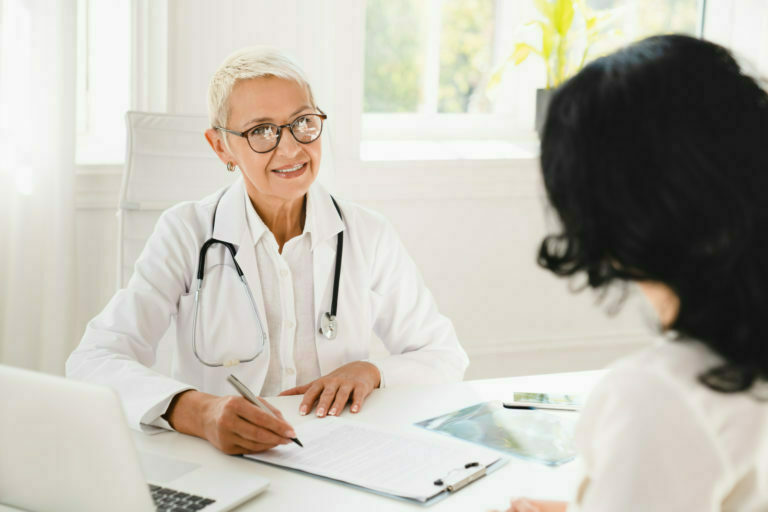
top-left (243, 188), bottom-right (321, 396)
top-left (567, 338), bottom-right (768, 512)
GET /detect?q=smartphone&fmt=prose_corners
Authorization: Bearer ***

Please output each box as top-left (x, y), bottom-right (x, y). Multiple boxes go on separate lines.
top-left (502, 391), bottom-right (583, 411)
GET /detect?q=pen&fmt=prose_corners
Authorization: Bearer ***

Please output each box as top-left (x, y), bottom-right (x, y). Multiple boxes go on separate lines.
top-left (227, 374), bottom-right (304, 447)
top-left (502, 403), bottom-right (578, 412)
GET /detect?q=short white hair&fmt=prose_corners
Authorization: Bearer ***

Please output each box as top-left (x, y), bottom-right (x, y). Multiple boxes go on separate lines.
top-left (207, 46), bottom-right (315, 130)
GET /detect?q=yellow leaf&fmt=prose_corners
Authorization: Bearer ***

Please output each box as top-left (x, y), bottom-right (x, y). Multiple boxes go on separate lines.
top-left (488, 69), bottom-right (503, 90)
top-left (487, 43), bottom-right (543, 91)
top-left (533, 0), bottom-right (554, 20)
top-left (553, 0), bottom-right (575, 36)
top-left (512, 43), bottom-right (534, 65)
top-left (526, 20), bottom-right (555, 58)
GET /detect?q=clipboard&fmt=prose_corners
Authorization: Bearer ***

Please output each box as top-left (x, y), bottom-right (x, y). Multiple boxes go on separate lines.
top-left (246, 454), bottom-right (508, 506)
top-left (243, 417), bottom-right (508, 505)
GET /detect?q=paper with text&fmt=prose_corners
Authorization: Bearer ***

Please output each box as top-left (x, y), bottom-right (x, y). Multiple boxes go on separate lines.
top-left (245, 417), bottom-right (502, 502)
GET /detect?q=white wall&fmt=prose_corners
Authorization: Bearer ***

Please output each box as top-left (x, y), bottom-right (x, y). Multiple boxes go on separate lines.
top-left (83, 0), bottom-right (768, 380)
top-left (704, 0), bottom-right (768, 75)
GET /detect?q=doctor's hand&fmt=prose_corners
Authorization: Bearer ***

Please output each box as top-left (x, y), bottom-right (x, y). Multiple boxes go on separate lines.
top-left (165, 390), bottom-right (297, 455)
top-left (278, 361), bottom-right (381, 417)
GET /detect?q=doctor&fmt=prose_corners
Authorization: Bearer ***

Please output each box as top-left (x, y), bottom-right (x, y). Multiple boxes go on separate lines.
top-left (66, 47), bottom-right (468, 455)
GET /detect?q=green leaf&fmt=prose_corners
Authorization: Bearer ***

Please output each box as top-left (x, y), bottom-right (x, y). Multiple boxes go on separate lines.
top-left (553, 0), bottom-right (575, 36)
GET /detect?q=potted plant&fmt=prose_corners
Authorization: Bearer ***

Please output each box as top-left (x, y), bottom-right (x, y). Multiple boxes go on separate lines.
top-left (490, 0), bottom-right (617, 133)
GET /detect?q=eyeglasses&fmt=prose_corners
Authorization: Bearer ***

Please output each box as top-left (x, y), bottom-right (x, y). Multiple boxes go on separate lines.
top-left (215, 112), bottom-right (327, 153)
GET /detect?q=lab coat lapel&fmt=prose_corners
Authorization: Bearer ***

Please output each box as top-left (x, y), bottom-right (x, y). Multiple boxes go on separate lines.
top-left (313, 237), bottom-right (340, 376)
top-left (233, 224), bottom-right (270, 394)
top-left (309, 184), bottom-right (346, 376)
top-left (211, 178), bottom-right (270, 392)
top-left (234, 229), bottom-right (269, 341)
top-left (211, 178), bottom-right (269, 331)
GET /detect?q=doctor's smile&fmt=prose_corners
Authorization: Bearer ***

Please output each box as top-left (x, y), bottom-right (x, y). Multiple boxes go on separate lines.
top-left (271, 162), bottom-right (308, 178)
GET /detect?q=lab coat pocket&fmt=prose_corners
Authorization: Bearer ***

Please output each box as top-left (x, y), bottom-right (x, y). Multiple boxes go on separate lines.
top-left (183, 263), bottom-right (265, 367)
top-left (367, 289), bottom-right (392, 360)
top-left (368, 288), bottom-right (383, 323)
top-left (172, 291), bottom-right (200, 383)
top-left (176, 292), bottom-right (195, 346)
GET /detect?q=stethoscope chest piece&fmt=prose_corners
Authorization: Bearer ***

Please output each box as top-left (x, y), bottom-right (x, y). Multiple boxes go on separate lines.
top-left (319, 312), bottom-right (338, 340)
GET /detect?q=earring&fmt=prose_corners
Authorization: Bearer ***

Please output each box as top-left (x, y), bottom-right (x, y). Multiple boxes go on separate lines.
top-left (226, 162), bottom-right (235, 172)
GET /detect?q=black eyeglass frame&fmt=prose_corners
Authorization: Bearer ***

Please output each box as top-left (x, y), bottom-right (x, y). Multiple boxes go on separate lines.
top-left (215, 111), bottom-right (327, 153)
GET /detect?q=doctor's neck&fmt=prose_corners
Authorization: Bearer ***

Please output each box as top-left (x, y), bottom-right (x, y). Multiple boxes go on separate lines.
top-left (249, 192), bottom-right (306, 253)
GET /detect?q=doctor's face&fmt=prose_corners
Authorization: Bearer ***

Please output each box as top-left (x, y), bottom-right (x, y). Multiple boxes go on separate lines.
top-left (209, 77), bottom-right (321, 205)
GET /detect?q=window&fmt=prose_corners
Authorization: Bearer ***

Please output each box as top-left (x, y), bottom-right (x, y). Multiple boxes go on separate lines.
top-left (362, 0), bottom-right (705, 160)
top-left (76, 0), bottom-right (131, 165)
top-left (364, 0), bottom-right (497, 115)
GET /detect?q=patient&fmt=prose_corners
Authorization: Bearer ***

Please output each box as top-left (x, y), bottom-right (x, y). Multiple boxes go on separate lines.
top-left (500, 35), bottom-right (768, 511)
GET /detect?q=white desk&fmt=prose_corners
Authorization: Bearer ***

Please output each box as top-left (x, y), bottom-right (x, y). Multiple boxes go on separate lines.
top-left (134, 371), bottom-right (602, 511)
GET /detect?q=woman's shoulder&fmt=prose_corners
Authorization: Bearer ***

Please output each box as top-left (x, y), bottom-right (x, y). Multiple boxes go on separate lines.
top-left (609, 337), bottom-right (722, 384)
top-left (604, 337), bottom-right (768, 414)
top-left (589, 338), bottom-right (768, 473)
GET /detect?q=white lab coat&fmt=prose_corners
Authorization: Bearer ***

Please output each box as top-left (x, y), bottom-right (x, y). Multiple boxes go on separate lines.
top-left (66, 177), bottom-right (468, 431)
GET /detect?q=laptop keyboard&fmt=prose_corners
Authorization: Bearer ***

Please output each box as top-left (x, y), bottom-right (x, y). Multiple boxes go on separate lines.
top-left (149, 484), bottom-right (216, 511)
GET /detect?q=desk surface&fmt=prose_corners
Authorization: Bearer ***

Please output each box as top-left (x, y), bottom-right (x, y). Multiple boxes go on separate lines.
top-left (134, 371), bottom-right (601, 512)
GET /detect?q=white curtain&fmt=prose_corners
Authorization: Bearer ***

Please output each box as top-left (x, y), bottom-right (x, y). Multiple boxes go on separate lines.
top-left (0, 0), bottom-right (77, 374)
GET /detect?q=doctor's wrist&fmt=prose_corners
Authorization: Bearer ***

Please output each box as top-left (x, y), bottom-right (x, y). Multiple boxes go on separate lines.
top-left (362, 360), bottom-right (382, 389)
top-left (164, 390), bottom-right (210, 437)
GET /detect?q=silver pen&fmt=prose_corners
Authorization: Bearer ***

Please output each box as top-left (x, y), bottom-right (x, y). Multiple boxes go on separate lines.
top-left (227, 374), bottom-right (304, 447)
top-left (502, 402), bottom-right (579, 412)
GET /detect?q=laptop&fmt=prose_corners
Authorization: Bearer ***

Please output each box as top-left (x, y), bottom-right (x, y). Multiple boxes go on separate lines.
top-left (0, 364), bottom-right (269, 512)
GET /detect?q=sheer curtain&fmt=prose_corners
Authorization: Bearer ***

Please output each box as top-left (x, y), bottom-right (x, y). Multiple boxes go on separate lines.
top-left (0, 0), bottom-right (77, 374)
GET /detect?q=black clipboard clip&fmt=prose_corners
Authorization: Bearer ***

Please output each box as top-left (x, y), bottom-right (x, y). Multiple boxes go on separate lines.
top-left (433, 461), bottom-right (487, 492)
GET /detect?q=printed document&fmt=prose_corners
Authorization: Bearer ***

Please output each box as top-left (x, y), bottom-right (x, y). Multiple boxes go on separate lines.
top-left (245, 417), bottom-right (502, 502)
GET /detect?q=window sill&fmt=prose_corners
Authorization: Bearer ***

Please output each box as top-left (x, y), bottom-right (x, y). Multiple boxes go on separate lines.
top-left (359, 139), bottom-right (539, 162)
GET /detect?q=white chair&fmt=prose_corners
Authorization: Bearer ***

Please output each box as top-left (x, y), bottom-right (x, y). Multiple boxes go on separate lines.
top-left (118, 111), bottom-right (238, 372)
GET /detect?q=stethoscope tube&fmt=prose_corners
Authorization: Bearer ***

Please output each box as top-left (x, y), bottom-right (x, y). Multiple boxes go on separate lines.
top-left (320, 197), bottom-right (344, 340)
top-left (192, 189), bottom-right (344, 368)
top-left (192, 238), bottom-right (268, 367)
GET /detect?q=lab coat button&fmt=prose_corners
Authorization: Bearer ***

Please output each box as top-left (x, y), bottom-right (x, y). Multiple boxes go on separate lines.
top-left (286, 368), bottom-right (296, 376)
top-left (286, 320), bottom-right (295, 329)
top-left (280, 268), bottom-right (289, 278)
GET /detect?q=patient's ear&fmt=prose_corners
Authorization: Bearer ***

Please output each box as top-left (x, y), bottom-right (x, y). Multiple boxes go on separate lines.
top-left (204, 128), bottom-right (233, 165)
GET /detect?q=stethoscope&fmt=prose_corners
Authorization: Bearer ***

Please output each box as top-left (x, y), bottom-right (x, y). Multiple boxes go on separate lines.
top-left (192, 189), bottom-right (344, 368)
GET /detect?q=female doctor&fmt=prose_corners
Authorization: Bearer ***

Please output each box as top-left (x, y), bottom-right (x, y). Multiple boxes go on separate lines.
top-left (66, 47), bottom-right (468, 455)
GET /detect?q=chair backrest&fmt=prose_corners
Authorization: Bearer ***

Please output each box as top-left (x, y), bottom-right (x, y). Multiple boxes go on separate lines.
top-left (118, 111), bottom-right (238, 288)
top-left (119, 112), bottom-right (239, 374)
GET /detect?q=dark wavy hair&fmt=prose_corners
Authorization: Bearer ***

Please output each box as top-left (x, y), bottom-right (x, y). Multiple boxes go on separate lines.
top-left (538, 34), bottom-right (768, 393)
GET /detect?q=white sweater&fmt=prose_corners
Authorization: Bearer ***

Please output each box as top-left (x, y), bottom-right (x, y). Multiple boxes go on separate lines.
top-left (567, 338), bottom-right (768, 512)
